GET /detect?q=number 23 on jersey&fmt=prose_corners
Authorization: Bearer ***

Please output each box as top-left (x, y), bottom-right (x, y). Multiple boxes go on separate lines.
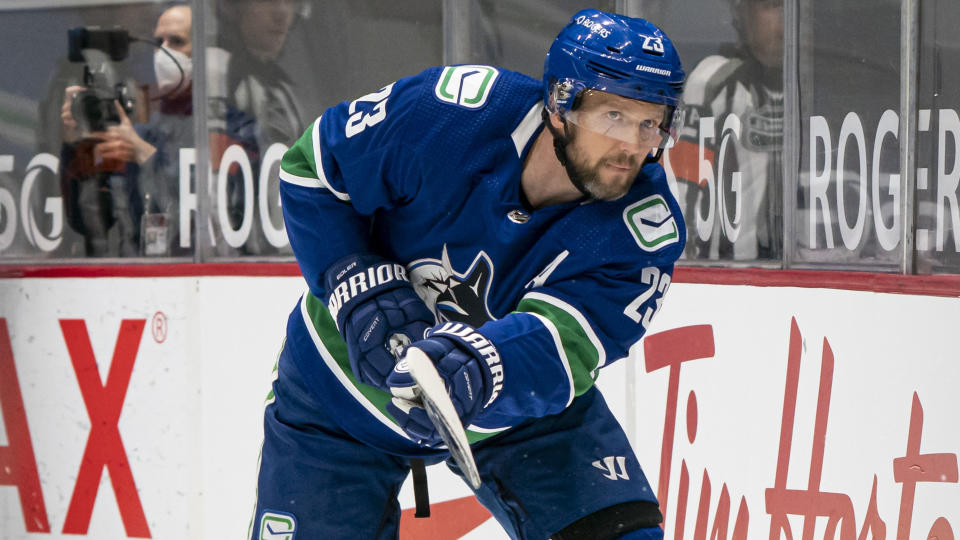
top-left (345, 83), bottom-right (395, 138)
top-left (624, 266), bottom-right (670, 330)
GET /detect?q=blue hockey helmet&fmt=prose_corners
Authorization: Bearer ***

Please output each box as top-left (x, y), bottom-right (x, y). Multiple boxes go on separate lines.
top-left (543, 10), bottom-right (685, 116)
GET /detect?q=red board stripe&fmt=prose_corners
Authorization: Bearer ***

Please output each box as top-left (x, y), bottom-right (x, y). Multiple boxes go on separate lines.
top-left (1, 263), bottom-right (959, 297)
top-left (0, 263), bottom-right (303, 278)
top-left (673, 267), bottom-right (960, 298)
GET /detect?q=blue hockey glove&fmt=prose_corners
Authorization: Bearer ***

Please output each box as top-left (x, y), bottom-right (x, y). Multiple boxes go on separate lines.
top-left (385, 322), bottom-right (504, 447)
top-left (324, 253), bottom-right (435, 389)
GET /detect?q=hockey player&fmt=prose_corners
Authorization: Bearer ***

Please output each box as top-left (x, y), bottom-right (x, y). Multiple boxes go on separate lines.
top-left (251, 9), bottom-right (685, 540)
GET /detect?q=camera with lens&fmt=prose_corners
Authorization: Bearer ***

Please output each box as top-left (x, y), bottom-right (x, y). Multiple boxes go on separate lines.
top-left (67, 27), bottom-right (136, 135)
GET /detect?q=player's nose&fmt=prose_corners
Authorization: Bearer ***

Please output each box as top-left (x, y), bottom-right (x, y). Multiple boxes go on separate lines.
top-left (613, 137), bottom-right (645, 157)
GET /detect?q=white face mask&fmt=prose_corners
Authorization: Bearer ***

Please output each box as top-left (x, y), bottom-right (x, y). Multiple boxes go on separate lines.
top-left (154, 48), bottom-right (192, 97)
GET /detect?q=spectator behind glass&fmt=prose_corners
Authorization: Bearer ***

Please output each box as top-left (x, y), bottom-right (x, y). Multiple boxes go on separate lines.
top-left (673, 0), bottom-right (784, 261)
top-left (208, 0), bottom-right (306, 256)
top-left (60, 4), bottom-right (194, 257)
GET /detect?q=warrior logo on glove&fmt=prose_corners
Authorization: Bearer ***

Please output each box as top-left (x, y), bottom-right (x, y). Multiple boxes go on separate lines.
top-left (386, 320), bottom-right (505, 448)
top-left (430, 322), bottom-right (503, 406)
top-left (324, 253), bottom-right (435, 389)
top-left (327, 261), bottom-right (411, 323)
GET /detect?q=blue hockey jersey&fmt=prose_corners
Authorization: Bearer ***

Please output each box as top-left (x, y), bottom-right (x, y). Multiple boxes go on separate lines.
top-left (277, 65), bottom-right (685, 450)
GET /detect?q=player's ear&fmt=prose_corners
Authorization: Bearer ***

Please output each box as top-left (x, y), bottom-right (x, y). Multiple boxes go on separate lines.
top-left (547, 111), bottom-right (565, 131)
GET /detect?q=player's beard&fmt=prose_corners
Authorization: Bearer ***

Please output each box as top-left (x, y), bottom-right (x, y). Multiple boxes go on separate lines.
top-left (563, 126), bottom-right (642, 201)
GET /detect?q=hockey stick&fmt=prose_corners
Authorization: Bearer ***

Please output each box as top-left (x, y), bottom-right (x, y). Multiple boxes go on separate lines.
top-left (403, 347), bottom-right (483, 490)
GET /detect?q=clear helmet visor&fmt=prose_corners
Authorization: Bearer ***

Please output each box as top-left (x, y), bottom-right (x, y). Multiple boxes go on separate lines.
top-left (564, 103), bottom-right (684, 149)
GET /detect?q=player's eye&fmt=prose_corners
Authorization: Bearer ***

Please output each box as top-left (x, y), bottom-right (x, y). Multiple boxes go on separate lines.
top-left (635, 119), bottom-right (661, 141)
top-left (604, 110), bottom-right (623, 122)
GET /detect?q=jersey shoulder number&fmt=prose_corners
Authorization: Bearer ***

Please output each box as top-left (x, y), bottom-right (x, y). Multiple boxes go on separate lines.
top-left (345, 82), bottom-right (396, 138)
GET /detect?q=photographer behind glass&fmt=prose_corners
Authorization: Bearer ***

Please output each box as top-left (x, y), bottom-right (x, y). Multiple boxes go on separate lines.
top-left (60, 4), bottom-right (193, 257)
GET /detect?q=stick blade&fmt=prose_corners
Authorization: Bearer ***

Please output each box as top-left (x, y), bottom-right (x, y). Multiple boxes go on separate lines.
top-left (404, 348), bottom-right (482, 490)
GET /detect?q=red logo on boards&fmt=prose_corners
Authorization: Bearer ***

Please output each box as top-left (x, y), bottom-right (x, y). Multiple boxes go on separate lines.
top-left (2, 316), bottom-right (958, 539)
top-left (644, 319), bottom-right (959, 540)
top-left (0, 318), bottom-right (150, 537)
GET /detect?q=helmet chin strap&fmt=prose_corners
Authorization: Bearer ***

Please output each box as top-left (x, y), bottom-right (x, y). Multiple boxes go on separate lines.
top-left (645, 148), bottom-right (664, 165)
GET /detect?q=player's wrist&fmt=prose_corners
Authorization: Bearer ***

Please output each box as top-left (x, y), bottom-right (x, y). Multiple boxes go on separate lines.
top-left (466, 313), bottom-right (579, 423)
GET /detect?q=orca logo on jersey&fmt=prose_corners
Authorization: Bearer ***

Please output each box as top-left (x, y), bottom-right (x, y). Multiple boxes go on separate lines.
top-left (435, 65), bottom-right (499, 109)
top-left (623, 194), bottom-right (680, 252)
top-left (409, 247), bottom-right (496, 328)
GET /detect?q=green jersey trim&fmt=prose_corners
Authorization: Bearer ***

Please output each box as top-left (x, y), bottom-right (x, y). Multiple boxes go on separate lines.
top-left (301, 292), bottom-right (406, 436)
top-left (310, 115), bottom-right (351, 201)
top-left (278, 170), bottom-right (323, 189)
top-left (280, 115), bottom-right (350, 201)
top-left (249, 338), bottom-right (287, 539)
top-left (264, 338), bottom-right (285, 405)
top-left (516, 292), bottom-right (605, 396)
top-left (525, 312), bottom-right (576, 408)
top-left (280, 116), bottom-right (351, 201)
top-left (280, 119), bottom-right (319, 179)
top-left (300, 292), bottom-right (501, 444)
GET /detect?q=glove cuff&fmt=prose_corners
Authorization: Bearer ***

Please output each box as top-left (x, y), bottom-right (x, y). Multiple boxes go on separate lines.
top-left (324, 253), bottom-right (413, 330)
top-left (429, 322), bottom-right (504, 409)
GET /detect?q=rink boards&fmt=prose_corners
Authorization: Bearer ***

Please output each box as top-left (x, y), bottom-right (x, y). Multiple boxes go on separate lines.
top-left (0, 271), bottom-right (958, 539)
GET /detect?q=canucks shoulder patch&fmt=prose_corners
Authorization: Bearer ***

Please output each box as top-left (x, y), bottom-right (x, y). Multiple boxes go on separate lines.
top-left (259, 510), bottom-right (297, 539)
top-left (434, 65), bottom-right (499, 109)
top-left (623, 194), bottom-right (680, 252)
